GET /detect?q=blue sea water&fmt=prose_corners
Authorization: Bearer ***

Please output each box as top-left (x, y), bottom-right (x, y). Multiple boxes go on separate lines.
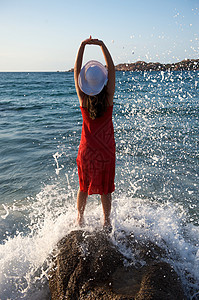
top-left (0, 71), bottom-right (198, 299)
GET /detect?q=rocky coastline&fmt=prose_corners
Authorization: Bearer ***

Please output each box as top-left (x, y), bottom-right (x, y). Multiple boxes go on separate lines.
top-left (49, 230), bottom-right (186, 300)
top-left (115, 59), bottom-right (199, 72)
top-left (67, 59), bottom-right (199, 72)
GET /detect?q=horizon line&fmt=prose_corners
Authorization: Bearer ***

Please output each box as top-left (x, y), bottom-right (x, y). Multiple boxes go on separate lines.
top-left (1, 58), bottom-right (198, 73)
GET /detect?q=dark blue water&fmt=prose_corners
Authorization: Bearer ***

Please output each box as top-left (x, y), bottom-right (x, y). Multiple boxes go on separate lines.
top-left (0, 71), bottom-right (198, 299)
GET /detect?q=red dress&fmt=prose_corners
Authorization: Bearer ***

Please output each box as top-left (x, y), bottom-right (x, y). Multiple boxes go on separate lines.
top-left (76, 104), bottom-right (115, 195)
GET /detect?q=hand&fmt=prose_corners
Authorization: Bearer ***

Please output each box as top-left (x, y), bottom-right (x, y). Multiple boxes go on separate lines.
top-left (88, 39), bottom-right (104, 46)
top-left (81, 36), bottom-right (92, 46)
top-left (81, 37), bottom-right (104, 47)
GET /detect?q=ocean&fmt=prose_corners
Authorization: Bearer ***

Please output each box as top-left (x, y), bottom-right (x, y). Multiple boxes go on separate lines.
top-left (0, 71), bottom-right (198, 299)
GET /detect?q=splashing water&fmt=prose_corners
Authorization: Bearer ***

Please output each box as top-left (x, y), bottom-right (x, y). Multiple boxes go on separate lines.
top-left (0, 182), bottom-right (198, 299)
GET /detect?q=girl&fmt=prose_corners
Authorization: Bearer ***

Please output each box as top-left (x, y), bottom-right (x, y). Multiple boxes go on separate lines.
top-left (74, 37), bottom-right (115, 229)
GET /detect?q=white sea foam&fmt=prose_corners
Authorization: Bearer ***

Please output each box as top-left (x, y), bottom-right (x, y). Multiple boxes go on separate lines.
top-left (0, 183), bottom-right (198, 299)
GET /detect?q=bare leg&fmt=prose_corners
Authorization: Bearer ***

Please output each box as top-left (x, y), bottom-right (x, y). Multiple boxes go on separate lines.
top-left (77, 188), bottom-right (88, 226)
top-left (101, 193), bottom-right (112, 227)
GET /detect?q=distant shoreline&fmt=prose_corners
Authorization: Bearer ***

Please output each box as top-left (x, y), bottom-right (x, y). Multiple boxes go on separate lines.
top-left (67, 59), bottom-right (199, 72)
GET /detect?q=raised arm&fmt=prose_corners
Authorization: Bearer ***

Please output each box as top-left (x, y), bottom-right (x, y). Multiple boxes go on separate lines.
top-left (100, 41), bottom-right (115, 102)
top-left (89, 39), bottom-right (115, 104)
top-left (74, 37), bottom-right (94, 103)
top-left (74, 40), bottom-right (87, 102)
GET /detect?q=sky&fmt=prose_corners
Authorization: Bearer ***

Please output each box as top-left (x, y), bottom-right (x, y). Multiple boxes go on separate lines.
top-left (0, 0), bottom-right (198, 71)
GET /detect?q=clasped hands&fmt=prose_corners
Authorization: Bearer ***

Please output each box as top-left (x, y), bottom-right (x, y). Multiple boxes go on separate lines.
top-left (81, 36), bottom-right (103, 47)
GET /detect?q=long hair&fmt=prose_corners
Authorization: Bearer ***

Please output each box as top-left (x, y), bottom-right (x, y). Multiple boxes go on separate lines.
top-left (84, 86), bottom-right (108, 120)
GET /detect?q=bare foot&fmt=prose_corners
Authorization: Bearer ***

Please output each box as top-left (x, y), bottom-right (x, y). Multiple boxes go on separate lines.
top-left (103, 217), bottom-right (111, 227)
top-left (77, 215), bottom-right (85, 227)
top-left (103, 219), bottom-right (112, 234)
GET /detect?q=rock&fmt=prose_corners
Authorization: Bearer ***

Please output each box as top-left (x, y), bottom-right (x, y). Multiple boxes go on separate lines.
top-left (135, 262), bottom-right (185, 300)
top-left (67, 68), bottom-right (74, 72)
top-left (49, 230), bottom-right (123, 299)
top-left (48, 230), bottom-right (186, 300)
top-left (115, 59), bottom-right (199, 72)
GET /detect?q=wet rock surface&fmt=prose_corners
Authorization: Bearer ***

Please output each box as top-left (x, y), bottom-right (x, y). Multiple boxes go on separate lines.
top-left (49, 230), bottom-right (186, 300)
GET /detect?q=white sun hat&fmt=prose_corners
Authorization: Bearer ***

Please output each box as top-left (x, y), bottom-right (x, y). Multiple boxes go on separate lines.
top-left (78, 60), bottom-right (108, 96)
